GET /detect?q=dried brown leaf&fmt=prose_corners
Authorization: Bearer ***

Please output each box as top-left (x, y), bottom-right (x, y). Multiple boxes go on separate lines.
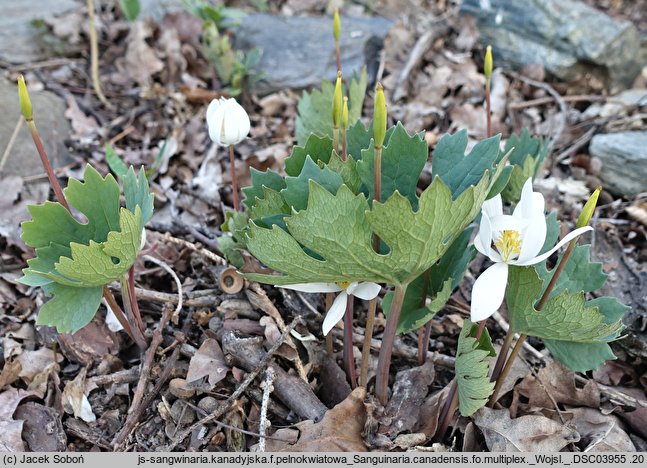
top-left (473, 407), bottom-right (580, 452)
top-left (383, 361), bottom-right (435, 436)
top-left (16, 347), bottom-right (62, 383)
top-left (264, 387), bottom-right (368, 452)
top-left (62, 367), bottom-right (95, 422)
top-left (0, 387), bottom-right (39, 452)
top-left (186, 338), bottom-right (229, 386)
top-left (57, 316), bottom-right (121, 366)
top-left (516, 361), bottom-right (600, 409)
top-left (626, 204), bottom-right (647, 226)
top-left (566, 407), bottom-right (635, 452)
top-left (116, 21), bottom-right (164, 85)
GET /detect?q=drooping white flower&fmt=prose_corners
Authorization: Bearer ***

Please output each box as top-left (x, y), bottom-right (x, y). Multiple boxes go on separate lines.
top-left (206, 97), bottom-right (250, 146)
top-left (279, 281), bottom-right (381, 335)
top-left (470, 178), bottom-right (593, 322)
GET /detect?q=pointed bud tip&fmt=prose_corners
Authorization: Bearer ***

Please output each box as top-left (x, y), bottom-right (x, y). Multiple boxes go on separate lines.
top-left (576, 187), bottom-right (601, 229)
top-left (332, 72), bottom-right (344, 127)
top-left (484, 45), bottom-right (493, 81)
top-left (333, 8), bottom-right (341, 42)
top-left (17, 74), bottom-right (33, 121)
top-left (373, 83), bottom-right (387, 149)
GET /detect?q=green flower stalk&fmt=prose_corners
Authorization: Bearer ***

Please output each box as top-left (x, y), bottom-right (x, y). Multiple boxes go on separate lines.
top-left (333, 8), bottom-right (341, 72)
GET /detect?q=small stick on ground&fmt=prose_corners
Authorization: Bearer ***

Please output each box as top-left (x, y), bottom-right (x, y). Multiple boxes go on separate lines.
top-left (143, 254), bottom-right (183, 323)
top-left (112, 304), bottom-right (174, 449)
top-left (258, 367), bottom-right (276, 452)
top-left (86, 0), bottom-right (112, 109)
top-left (165, 316), bottom-right (303, 451)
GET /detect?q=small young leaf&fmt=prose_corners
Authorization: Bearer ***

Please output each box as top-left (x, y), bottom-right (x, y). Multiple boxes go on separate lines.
top-left (325, 151), bottom-right (361, 193)
top-left (35, 283), bottom-right (103, 334)
top-left (119, 0), bottom-right (141, 21)
top-left (105, 144), bottom-right (129, 179)
top-left (123, 166), bottom-right (154, 226)
top-left (456, 320), bottom-right (496, 417)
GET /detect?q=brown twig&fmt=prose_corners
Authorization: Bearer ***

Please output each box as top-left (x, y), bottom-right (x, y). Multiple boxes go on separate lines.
top-left (86, 0), bottom-right (112, 109)
top-left (166, 316), bottom-right (303, 450)
top-left (112, 305), bottom-right (175, 449)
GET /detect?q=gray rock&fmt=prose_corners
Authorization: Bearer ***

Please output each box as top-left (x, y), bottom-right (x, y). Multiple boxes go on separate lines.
top-left (460, 0), bottom-right (643, 91)
top-left (234, 13), bottom-right (392, 95)
top-left (589, 131), bottom-right (647, 196)
top-left (0, 0), bottom-right (78, 63)
top-left (0, 79), bottom-right (72, 177)
top-left (138, 0), bottom-right (184, 21)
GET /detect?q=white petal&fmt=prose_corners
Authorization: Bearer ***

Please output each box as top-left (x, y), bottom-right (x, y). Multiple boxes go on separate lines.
top-left (470, 262), bottom-right (509, 322)
top-left (278, 282), bottom-right (342, 293)
top-left (516, 226), bottom-right (593, 266)
top-left (513, 178), bottom-right (546, 221)
top-left (207, 104), bottom-right (226, 145)
top-left (515, 214), bottom-right (547, 264)
top-left (482, 194), bottom-right (503, 219)
top-left (206, 97), bottom-right (224, 124)
top-left (489, 214), bottom-right (527, 241)
top-left (476, 211), bottom-right (497, 260)
top-left (348, 282), bottom-right (381, 300)
top-left (322, 292), bottom-right (348, 335)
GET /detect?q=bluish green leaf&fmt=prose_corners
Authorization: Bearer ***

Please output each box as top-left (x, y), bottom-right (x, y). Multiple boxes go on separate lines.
top-left (36, 283), bottom-right (103, 334)
top-left (284, 134), bottom-right (334, 177)
top-left (356, 122), bottom-right (428, 207)
top-left (431, 130), bottom-right (501, 199)
top-left (123, 166), bottom-right (154, 226)
top-left (281, 156), bottom-right (344, 211)
top-left (242, 168), bottom-right (286, 209)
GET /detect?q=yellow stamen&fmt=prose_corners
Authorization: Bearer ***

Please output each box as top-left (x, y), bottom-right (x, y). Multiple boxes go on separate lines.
top-left (336, 281), bottom-right (351, 289)
top-left (494, 230), bottom-right (522, 262)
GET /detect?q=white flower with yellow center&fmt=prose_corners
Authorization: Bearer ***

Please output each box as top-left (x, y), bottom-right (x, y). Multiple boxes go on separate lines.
top-left (471, 178), bottom-right (593, 322)
top-left (279, 281), bottom-right (381, 335)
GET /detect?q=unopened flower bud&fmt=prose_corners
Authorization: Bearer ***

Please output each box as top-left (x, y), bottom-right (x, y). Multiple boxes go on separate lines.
top-left (373, 83), bottom-right (386, 149)
top-left (342, 96), bottom-right (349, 129)
top-left (333, 8), bottom-right (341, 43)
top-left (484, 45), bottom-right (493, 82)
top-left (17, 75), bottom-right (33, 121)
top-left (576, 187), bottom-right (601, 228)
top-left (206, 97), bottom-right (250, 146)
top-left (332, 71), bottom-right (343, 128)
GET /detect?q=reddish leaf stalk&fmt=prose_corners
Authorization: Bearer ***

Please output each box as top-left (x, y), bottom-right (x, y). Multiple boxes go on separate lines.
top-left (375, 282), bottom-right (408, 404)
top-left (343, 297), bottom-right (357, 388)
top-left (229, 144), bottom-right (240, 211)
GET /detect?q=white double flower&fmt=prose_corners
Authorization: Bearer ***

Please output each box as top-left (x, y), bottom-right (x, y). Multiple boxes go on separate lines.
top-left (206, 97), bottom-right (250, 146)
top-left (471, 178), bottom-right (593, 322)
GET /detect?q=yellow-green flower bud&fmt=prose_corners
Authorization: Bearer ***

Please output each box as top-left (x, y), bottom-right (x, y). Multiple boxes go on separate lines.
top-left (17, 75), bottom-right (33, 121)
top-left (332, 71), bottom-right (343, 128)
top-left (484, 45), bottom-right (493, 82)
top-left (576, 187), bottom-right (601, 229)
top-left (373, 83), bottom-right (386, 149)
top-left (333, 8), bottom-right (341, 43)
top-left (342, 96), bottom-right (349, 129)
